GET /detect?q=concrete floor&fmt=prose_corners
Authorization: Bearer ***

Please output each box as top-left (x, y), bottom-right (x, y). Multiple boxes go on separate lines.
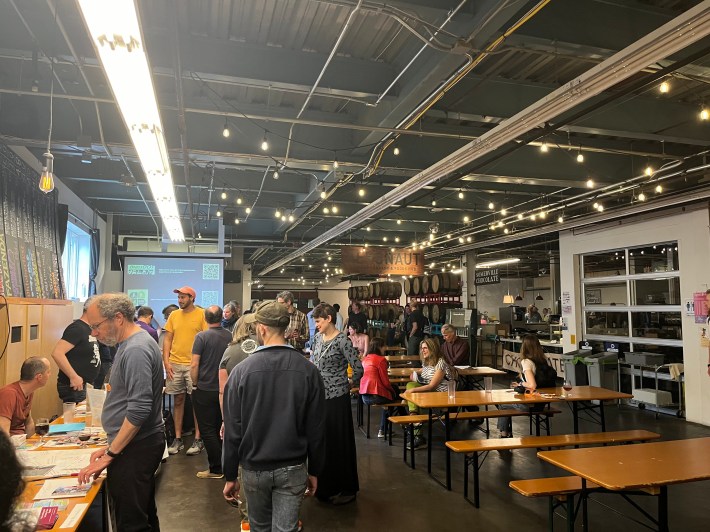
top-left (153, 394), bottom-right (710, 531)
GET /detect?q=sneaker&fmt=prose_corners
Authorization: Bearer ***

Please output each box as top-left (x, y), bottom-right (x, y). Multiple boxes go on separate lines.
top-left (241, 520), bottom-right (250, 531)
top-left (167, 438), bottom-right (184, 455)
top-left (377, 429), bottom-right (386, 439)
top-left (406, 435), bottom-right (427, 450)
top-left (186, 439), bottom-right (204, 455)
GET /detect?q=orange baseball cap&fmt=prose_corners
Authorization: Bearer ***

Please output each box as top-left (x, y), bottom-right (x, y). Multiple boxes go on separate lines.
top-left (173, 286), bottom-right (196, 298)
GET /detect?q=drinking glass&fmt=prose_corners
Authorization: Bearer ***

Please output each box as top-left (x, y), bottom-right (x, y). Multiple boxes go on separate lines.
top-left (35, 417), bottom-right (49, 443)
top-left (562, 379), bottom-right (573, 396)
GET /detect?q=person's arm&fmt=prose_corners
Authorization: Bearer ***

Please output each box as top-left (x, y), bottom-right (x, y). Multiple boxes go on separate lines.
top-left (218, 368), bottom-right (228, 413)
top-left (162, 330), bottom-right (174, 380)
top-left (25, 414), bottom-right (35, 437)
top-left (190, 354), bottom-right (201, 387)
top-left (377, 358), bottom-right (395, 398)
top-left (342, 336), bottom-right (363, 384)
top-left (514, 366), bottom-right (537, 390)
top-left (222, 371), bottom-right (242, 483)
top-left (409, 321), bottom-right (419, 337)
top-left (411, 368), bottom-right (446, 392)
top-left (77, 418), bottom-right (140, 484)
top-left (0, 416), bottom-right (10, 436)
top-left (362, 336), bottom-right (369, 359)
top-left (51, 339), bottom-right (84, 390)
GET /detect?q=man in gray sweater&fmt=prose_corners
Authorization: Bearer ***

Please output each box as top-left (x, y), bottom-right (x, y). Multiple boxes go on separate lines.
top-left (78, 293), bottom-right (165, 532)
top-left (223, 301), bottom-right (325, 532)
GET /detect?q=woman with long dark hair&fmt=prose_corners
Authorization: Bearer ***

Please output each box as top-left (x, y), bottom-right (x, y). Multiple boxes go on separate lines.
top-left (497, 334), bottom-right (549, 437)
top-left (311, 303), bottom-right (363, 505)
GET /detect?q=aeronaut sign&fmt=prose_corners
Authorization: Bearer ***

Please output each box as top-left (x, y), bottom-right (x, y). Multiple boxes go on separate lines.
top-left (341, 246), bottom-right (424, 276)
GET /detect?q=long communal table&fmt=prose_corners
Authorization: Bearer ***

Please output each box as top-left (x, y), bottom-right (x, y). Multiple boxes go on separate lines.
top-left (404, 385), bottom-right (632, 490)
top-left (538, 437), bottom-right (710, 531)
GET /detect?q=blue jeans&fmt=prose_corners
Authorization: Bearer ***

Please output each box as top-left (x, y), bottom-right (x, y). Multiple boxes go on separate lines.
top-left (242, 463), bottom-right (307, 532)
top-left (361, 394), bottom-right (394, 431)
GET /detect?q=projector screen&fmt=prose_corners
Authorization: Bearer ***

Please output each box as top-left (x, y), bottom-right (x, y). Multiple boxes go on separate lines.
top-left (123, 256), bottom-right (224, 326)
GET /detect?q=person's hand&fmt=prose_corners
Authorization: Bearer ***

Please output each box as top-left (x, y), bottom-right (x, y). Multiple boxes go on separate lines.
top-left (77, 447), bottom-right (110, 485)
top-left (223, 480), bottom-right (240, 503)
top-left (70, 374), bottom-right (84, 391)
top-left (304, 475), bottom-right (317, 497)
top-left (220, 422), bottom-right (224, 440)
top-left (165, 362), bottom-right (174, 380)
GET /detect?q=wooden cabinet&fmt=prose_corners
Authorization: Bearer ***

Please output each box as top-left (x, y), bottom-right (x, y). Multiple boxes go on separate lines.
top-left (0, 298), bottom-right (73, 420)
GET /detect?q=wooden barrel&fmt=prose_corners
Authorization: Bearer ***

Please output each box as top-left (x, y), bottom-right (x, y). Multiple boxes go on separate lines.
top-left (422, 304), bottom-right (430, 319)
top-left (370, 282), bottom-right (379, 298)
top-left (422, 275), bottom-right (430, 294)
top-left (412, 276), bottom-right (423, 295)
top-left (382, 303), bottom-right (395, 322)
top-left (430, 273), bottom-right (442, 294)
top-left (389, 281), bottom-right (402, 298)
top-left (347, 287), bottom-right (354, 300)
top-left (403, 277), bottom-right (412, 296)
top-left (366, 304), bottom-right (375, 320)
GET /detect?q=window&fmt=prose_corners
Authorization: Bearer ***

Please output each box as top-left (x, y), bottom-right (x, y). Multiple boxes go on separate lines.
top-left (61, 221), bottom-right (91, 301)
top-left (580, 241), bottom-right (682, 360)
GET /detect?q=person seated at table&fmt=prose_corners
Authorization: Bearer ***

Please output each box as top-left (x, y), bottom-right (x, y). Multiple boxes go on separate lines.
top-left (359, 338), bottom-right (398, 439)
top-left (348, 322), bottom-right (369, 357)
top-left (0, 357), bottom-right (51, 437)
top-left (497, 334), bottom-right (550, 437)
top-left (0, 431), bottom-right (32, 532)
top-left (403, 338), bottom-right (457, 450)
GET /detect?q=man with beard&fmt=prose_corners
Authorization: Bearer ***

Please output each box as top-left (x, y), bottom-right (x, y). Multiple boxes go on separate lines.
top-left (163, 286), bottom-right (207, 455)
top-left (223, 301), bottom-right (325, 532)
top-left (78, 293), bottom-right (164, 532)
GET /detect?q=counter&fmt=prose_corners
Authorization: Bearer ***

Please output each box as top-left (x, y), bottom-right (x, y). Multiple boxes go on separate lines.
top-left (499, 337), bottom-right (565, 378)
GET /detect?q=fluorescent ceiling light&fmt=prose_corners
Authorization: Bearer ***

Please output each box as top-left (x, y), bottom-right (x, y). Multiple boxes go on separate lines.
top-left (77, 0), bottom-right (183, 241)
top-left (475, 258), bottom-right (520, 268)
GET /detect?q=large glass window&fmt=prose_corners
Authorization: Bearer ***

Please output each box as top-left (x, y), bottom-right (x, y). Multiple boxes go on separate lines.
top-left (61, 221), bottom-right (91, 301)
top-left (581, 241), bottom-right (682, 357)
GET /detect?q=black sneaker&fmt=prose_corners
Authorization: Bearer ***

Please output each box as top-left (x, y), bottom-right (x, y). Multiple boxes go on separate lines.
top-left (406, 435), bottom-right (427, 450)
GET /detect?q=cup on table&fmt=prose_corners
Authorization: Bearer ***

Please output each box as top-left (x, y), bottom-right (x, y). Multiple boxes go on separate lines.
top-left (447, 379), bottom-right (456, 400)
top-left (484, 376), bottom-right (493, 393)
top-left (63, 402), bottom-right (76, 423)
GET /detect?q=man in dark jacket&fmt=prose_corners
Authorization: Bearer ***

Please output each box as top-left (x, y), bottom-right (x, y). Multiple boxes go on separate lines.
top-left (222, 302), bottom-right (325, 532)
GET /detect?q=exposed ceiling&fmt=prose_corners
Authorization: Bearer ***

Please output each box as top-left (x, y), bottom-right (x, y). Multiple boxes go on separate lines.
top-left (1, 0), bottom-right (709, 283)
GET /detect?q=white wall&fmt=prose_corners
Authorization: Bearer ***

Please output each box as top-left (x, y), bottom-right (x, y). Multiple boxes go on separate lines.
top-left (559, 205), bottom-right (710, 425)
top-left (476, 277), bottom-right (551, 321)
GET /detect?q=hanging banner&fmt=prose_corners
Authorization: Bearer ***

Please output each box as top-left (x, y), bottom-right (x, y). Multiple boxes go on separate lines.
top-left (341, 246), bottom-right (424, 276)
top-left (474, 268), bottom-right (500, 285)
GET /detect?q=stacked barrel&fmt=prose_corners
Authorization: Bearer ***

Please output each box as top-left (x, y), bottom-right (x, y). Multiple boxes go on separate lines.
top-left (349, 281), bottom-right (404, 339)
top-left (405, 272), bottom-right (463, 325)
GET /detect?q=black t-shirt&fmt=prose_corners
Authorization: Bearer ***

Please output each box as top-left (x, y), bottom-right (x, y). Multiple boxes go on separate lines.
top-left (58, 320), bottom-right (101, 385)
top-left (407, 310), bottom-right (426, 338)
top-left (192, 327), bottom-right (232, 392)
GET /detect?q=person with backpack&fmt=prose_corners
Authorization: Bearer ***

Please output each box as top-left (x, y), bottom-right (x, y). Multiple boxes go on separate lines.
top-left (497, 334), bottom-right (557, 437)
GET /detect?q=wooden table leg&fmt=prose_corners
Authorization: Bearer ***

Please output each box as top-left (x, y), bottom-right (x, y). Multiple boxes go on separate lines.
top-left (427, 409), bottom-right (433, 474)
top-left (445, 409), bottom-right (451, 490)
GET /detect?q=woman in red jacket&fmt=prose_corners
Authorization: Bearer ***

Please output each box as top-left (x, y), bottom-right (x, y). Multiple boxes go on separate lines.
top-left (359, 337), bottom-right (397, 439)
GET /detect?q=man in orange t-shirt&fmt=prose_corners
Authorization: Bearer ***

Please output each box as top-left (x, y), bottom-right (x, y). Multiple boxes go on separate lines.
top-left (0, 357), bottom-right (51, 436)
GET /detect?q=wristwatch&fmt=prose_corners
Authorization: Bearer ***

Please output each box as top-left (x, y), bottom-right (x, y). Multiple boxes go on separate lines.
top-left (105, 448), bottom-right (120, 458)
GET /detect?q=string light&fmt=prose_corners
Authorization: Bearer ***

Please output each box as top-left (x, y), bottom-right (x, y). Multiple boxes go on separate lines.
top-left (655, 184), bottom-right (663, 193)
top-left (260, 134), bottom-right (269, 151)
top-left (540, 141), bottom-right (549, 153)
top-left (700, 107), bottom-right (709, 121)
top-left (396, 219), bottom-right (401, 225)
top-left (517, 213), bottom-right (524, 220)
top-left (216, 210), bottom-right (222, 217)
top-left (659, 80), bottom-right (670, 94)
top-left (273, 169), bottom-right (279, 179)
top-left (431, 197), bottom-right (437, 207)
top-left (488, 202), bottom-right (494, 210)
top-left (597, 204), bottom-right (604, 212)
top-left (275, 209), bottom-right (281, 218)
top-left (236, 197), bottom-right (243, 205)
top-left (586, 178), bottom-right (594, 188)
top-left (394, 237), bottom-right (400, 242)
top-left (323, 207), bottom-right (330, 214)
top-left (358, 188), bottom-right (365, 197)
top-left (638, 191), bottom-right (646, 201)
top-left (644, 165), bottom-right (653, 176)
top-left (320, 190), bottom-right (327, 199)
top-left (383, 236), bottom-right (388, 242)
top-left (500, 208), bottom-right (507, 216)
top-left (393, 147), bottom-right (400, 155)
top-left (234, 218), bottom-right (239, 224)
top-left (333, 158), bottom-right (339, 169)
top-left (332, 205), bottom-right (339, 214)
top-left (222, 120), bottom-right (230, 138)
top-left (366, 226), bottom-right (371, 231)
top-left (458, 237), bottom-right (464, 243)
top-left (576, 150), bottom-right (584, 163)
top-left (288, 214), bottom-right (294, 222)
top-left (245, 207), bottom-right (251, 214)
top-left (463, 215), bottom-right (469, 223)
top-left (558, 215), bottom-right (564, 223)
top-left (281, 215), bottom-right (287, 222)
top-left (221, 191), bottom-right (227, 200)
top-left (458, 190), bottom-right (464, 199)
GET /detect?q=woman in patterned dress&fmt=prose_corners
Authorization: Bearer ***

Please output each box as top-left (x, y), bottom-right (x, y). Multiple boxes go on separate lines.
top-left (311, 303), bottom-right (363, 505)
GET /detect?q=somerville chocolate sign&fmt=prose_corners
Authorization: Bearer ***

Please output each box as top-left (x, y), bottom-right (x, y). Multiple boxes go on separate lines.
top-left (474, 268), bottom-right (500, 285)
top-left (341, 247), bottom-right (425, 276)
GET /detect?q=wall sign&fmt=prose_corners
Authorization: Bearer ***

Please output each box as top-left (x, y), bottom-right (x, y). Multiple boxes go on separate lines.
top-left (474, 268), bottom-right (500, 285)
top-left (341, 246), bottom-right (424, 276)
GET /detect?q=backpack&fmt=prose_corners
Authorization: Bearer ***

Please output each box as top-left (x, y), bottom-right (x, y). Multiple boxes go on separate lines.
top-left (534, 360), bottom-right (558, 389)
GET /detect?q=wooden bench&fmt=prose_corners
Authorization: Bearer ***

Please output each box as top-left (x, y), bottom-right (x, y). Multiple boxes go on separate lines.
top-left (446, 430), bottom-right (661, 508)
top-left (387, 408), bottom-right (561, 468)
top-left (510, 476), bottom-right (601, 532)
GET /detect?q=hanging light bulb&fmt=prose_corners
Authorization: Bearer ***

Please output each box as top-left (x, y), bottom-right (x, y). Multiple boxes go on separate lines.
top-left (597, 204), bottom-right (604, 212)
top-left (539, 211), bottom-right (546, 219)
top-left (216, 210), bottom-right (222, 217)
top-left (644, 165), bottom-right (653, 176)
top-left (393, 147), bottom-right (400, 156)
top-left (366, 226), bottom-right (371, 232)
top-left (487, 202), bottom-right (494, 210)
top-left (236, 197), bottom-right (243, 205)
top-left (222, 120), bottom-right (230, 138)
top-left (517, 213), bottom-right (524, 220)
top-left (504, 228), bottom-right (509, 234)
top-left (540, 141), bottom-right (549, 153)
top-left (458, 237), bottom-right (464, 243)
top-left (383, 236), bottom-right (388, 242)
top-left (288, 214), bottom-right (294, 222)
top-left (260, 135), bottom-right (269, 151)
top-left (234, 218), bottom-right (240, 225)
top-left (576, 151), bottom-right (584, 163)
top-left (700, 107), bottom-right (710, 121)
top-left (320, 190), bottom-right (327, 199)
top-left (586, 178), bottom-right (594, 188)
top-left (281, 215), bottom-right (287, 222)
top-left (323, 207), bottom-right (330, 214)
top-left (396, 219), bottom-right (402, 225)
top-left (655, 184), bottom-right (663, 193)
top-left (458, 190), bottom-right (464, 199)
top-left (500, 208), bottom-right (507, 216)
top-left (275, 209), bottom-right (281, 218)
top-left (558, 215), bottom-right (564, 223)
top-left (38, 152), bottom-right (55, 194)
top-left (463, 215), bottom-right (469, 223)
top-left (593, 202), bottom-right (599, 209)
top-left (358, 188), bottom-right (365, 197)
top-left (638, 191), bottom-right (646, 201)
top-left (245, 207), bottom-right (251, 214)
top-left (431, 197), bottom-right (437, 206)
top-left (466, 236), bottom-right (472, 243)
top-left (273, 170), bottom-right (279, 179)
top-left (659, 80), bottom-right (670, 93)
top-left (332, 205), bottom-right (338, 214)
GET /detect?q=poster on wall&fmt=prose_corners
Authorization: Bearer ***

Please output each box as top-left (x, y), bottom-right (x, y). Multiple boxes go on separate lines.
top-left (502, 346), bottom-right (565, 378)
top-left (694, 292), bottom-right (708, 324)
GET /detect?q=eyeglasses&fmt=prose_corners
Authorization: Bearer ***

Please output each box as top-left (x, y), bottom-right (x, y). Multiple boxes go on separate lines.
top-left (89, 318), bottom-right (111, 331)
top-left (420, 345), bottom-right (429, 350)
